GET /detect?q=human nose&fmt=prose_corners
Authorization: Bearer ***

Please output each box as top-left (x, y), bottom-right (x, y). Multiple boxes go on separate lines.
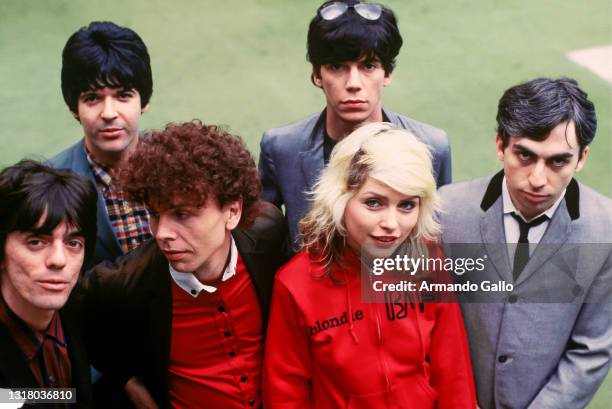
top-left (153, 215), bottom-right (177, 242)
top-left (380, 209), bottom-right (399, 231)
top-left (346, 65), bottom-right (363, 91)
top-left (101, 96), bottom-right (118, 120)
top-left (46, 241), bottom-right (67, 270)
top-left (528, 161), bottom-right (547, 190)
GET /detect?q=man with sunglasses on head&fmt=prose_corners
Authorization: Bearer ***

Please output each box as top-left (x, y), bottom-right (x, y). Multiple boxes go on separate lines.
top-left (259, 0), bottom-right (452, 249)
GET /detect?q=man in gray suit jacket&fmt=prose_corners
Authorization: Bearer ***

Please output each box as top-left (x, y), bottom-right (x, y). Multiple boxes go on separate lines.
top-left (259, 1), bottom-right (451, 248)
top-left (439, 77), bottom-right (611, 409)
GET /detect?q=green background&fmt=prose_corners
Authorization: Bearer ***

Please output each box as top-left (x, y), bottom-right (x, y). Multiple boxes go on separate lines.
top-left (0, 0), bottom-right (610, 406)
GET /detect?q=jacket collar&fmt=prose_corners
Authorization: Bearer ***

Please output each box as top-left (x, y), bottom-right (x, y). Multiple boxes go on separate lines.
top-left (480, 170), bottom-right (580, 220)
top-left (300, 107), bottom-right (395, 191)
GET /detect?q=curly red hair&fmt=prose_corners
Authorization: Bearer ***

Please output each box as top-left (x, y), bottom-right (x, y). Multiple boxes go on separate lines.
top-left (121, 121), bottom-right (261, 228)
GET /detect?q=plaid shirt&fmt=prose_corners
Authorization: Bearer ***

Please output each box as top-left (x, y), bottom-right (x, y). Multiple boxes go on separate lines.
top-left (0, 296), bottom-right (71, 398)
top-left (86, 148), bottom-right (152, 254)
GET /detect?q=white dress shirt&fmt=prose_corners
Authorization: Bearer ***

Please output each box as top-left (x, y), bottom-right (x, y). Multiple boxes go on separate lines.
top-left (169, 237), bottom-right (238, 297)
top-left (502, 177), bottom-right (564, 266)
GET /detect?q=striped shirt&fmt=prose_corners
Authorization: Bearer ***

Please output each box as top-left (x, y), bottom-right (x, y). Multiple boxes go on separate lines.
top-left (0, 296), bottom-right (71, 393)
top-left (85, 147), bottom-right (152, 254)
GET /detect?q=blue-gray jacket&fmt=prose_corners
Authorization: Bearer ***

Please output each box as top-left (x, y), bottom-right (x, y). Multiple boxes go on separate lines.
top-left (258, 108), bottom-right (452, 248)
top-left (48, 140), bottom-right (123, 269)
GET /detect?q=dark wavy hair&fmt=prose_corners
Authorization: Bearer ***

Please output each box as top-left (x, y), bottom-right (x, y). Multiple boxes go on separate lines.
top-left (307, 0), bottom-right (402, 76)
top-left (0, 160), bottom-right (98, 264)
top-left (496, 77), bottom-right (597, 152)
top-left (61, 21), bottom-right (153, 114)
top-left (121, 121), bottom-right (261, 228)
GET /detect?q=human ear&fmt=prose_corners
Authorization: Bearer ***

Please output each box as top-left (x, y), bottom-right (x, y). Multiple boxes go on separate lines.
top-left (225, 200), bottom-right (243, 230)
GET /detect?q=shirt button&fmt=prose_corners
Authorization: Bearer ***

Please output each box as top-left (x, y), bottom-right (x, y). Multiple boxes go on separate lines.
top-left (508, 295), bottom-right (518, 304)
top-left (190, 289), bottom-right (197, 296)
top-left (218, 306), bottom-right (226, 313)
top-left (498, 355), bottom-right (508, 363)
top-left (224, 331), bottom-right (232, 337)
top-left (248, 399), bottom-right (255, 406)
top-left (229, 351), bottom-right (236, 358)
top-left (48, 375), bottom-right (56, 382)
top-left (240, 375), bottom-right (248, 382)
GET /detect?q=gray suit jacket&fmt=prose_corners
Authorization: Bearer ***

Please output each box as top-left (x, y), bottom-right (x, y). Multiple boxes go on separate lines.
top-left (48, 140), bottom-right (123, 269)
top-left (259, 107), bottom-right (452, 248)
top-left (439, 171), bottom-right (612, 409)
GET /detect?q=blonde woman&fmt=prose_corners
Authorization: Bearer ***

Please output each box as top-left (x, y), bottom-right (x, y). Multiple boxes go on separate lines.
top-left (263, 123), bottom-right (476, 409)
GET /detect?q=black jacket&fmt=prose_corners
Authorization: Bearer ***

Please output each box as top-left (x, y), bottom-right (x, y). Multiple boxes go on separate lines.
top-left (81, 203), bottom-right (288, 408)
top-left (0, 298), bottom-right (93, 408)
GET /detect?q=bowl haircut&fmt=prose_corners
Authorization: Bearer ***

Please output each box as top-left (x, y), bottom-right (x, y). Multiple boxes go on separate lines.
top-left (0, 160), bottom-right (98, 265)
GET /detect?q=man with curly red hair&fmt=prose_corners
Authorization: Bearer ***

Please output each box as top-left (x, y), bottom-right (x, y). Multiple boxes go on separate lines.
top-left (81, 121), bottom-right (287, 409)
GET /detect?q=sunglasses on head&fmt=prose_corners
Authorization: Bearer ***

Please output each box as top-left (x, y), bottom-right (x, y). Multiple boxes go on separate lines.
top-left (319, 2), bottom-right (383, 21)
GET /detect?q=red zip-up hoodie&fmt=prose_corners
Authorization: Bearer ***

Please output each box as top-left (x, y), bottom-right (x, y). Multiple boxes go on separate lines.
top-left (263, 248), bottom-right (477, 409)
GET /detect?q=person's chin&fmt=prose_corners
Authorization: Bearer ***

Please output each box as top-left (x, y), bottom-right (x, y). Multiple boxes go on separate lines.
top-left (363, 243), bottom-right (400, 259)
top-left (34, 295), bottom-right (70, 311)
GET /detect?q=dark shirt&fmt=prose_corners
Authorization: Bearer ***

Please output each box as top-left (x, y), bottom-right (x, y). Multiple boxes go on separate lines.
top-left (0, 296), bottom-right (72, 390)
top-left (323, 132), bottom-right (337, 165)
top-left (322, 110), bottom-right (391, 164)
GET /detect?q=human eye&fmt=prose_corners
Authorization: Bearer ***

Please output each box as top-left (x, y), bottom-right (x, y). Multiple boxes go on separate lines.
top-left (327, 63), bottom-right (344, 72)
top-left (26, 237), bottom-right (46, 249)
top-left (363, 198), bottom-right (382, 208)
top-left (399, 199), bottom-right (418, 212)
top-left (174, 210), bottom-right (191, 220)
top-left (81, 92), bottom-right (99, 103)
top-left (549, 157), bottom-right (570, 168)
top-left (362, 61), bottom-right (379, 71)
top-left (66, 238), bottom-right (85, 249)
top-left (117, 90), bottom-right (135, 100)
top-left (516, 150), bottom-right (532, 162)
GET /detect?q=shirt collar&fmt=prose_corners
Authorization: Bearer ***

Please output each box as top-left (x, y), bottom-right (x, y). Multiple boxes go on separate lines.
top-left (169, 236), bottom-right (238, 297)
top-left (84, 143), bottom-right (114, 188)
top-left (502, 176), bottom-right (565, 221)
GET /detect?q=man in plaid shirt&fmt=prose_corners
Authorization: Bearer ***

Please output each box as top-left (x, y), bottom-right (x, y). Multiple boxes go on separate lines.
top-left (49, 21), bottom-right (154, 269)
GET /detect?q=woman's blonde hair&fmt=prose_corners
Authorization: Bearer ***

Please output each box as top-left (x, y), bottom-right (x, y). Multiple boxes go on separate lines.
top-left (299, 122), bottom-right (440, 269)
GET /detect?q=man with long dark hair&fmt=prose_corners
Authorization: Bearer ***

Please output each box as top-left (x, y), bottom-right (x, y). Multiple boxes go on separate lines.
top-left (0, 160), bottom-right (97, 407)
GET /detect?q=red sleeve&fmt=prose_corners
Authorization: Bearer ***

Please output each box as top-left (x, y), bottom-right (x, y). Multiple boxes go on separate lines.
top-left (429, 302), bottom-right (477, 409)
top-left (263, 278), bottom-right (311, 409)
top-left (426, 242), bottom-right (477, 408)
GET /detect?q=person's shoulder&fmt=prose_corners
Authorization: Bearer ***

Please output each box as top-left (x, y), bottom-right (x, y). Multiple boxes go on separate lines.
top-left (578, 182), bottom-right (612, 209)
top-left (386, 109), bottom-right (448, 148)
top-left (47, 139), bottom-right (85, 169)
top-left (83, 239), bottom-right (162, 293)
top-left (438, 175), bottom-right (492, 202)
top-left (261, 112), bottom-right (321, 148)
top-left (236, 202), bottom-right (287, 249)
top-left (576, 182), bottom-right (612, 229)
top-left (275, 251), bottom-right (323, 289)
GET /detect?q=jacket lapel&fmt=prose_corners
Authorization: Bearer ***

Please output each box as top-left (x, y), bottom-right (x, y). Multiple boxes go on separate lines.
top-left (480, 201), bottom-right (514, 283)
top-left (479, 172), bottom-right (580, 286)
top-left (149, 250), bottom-right (172, 392)
top-left (0, 324), bottom-right (39, 387)
top-left (514, 183), bottom-right (577, 285)
top-left (299, 112), bottom-right (326, 193)
top-left (479, 171), bottom-right (513, 282)
top-left (60, 302), bottom-right (93, 407)
top-left (233, 229), bottom-right (275, 328)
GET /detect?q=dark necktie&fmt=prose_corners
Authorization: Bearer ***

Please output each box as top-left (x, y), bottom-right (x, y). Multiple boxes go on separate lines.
top-left (510, 212), bottom-right (549, 280)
